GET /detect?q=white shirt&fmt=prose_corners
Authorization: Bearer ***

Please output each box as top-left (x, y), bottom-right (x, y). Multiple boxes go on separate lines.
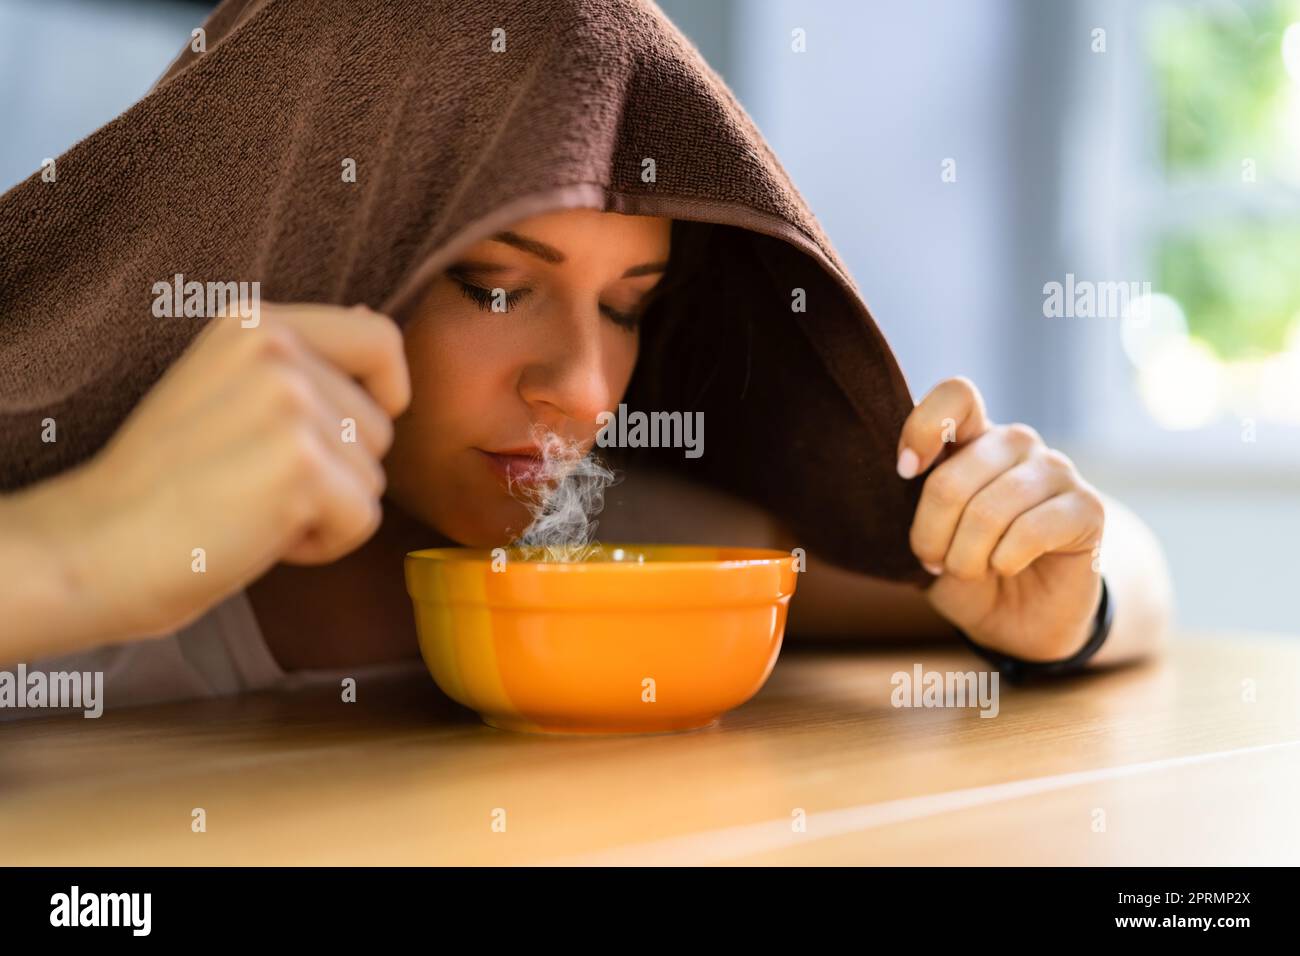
top-left (1, 591), bottom-right (425, 721)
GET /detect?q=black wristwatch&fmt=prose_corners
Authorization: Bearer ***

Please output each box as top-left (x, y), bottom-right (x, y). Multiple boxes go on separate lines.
top-left (951, 575), bottom-right (1114, 683)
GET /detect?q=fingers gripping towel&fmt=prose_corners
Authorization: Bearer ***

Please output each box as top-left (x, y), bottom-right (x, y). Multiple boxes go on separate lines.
top-left (0, 0), bottom-right (933, 586)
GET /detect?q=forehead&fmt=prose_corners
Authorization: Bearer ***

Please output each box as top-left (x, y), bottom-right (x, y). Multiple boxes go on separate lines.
top-left (479, 209), bottom-right (671, 259)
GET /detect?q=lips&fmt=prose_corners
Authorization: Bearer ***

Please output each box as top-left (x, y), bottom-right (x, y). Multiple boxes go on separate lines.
top-left (477, 448), bottom-right (550, 486)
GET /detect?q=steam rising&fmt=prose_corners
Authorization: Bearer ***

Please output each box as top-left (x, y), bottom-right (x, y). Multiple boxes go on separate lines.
top-left (508, 423), bottom-right (620, 562)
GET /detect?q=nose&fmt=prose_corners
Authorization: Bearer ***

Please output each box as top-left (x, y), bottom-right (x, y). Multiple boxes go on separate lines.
top-left (516, 306), bottom-right (619, 433)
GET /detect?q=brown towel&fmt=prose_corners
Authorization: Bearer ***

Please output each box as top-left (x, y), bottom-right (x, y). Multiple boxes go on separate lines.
top-left (0, 0), bottom-right (933, 586)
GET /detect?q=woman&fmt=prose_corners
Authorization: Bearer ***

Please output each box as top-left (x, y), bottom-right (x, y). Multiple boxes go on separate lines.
top-left (0, 0), bottom-right (1172, 707)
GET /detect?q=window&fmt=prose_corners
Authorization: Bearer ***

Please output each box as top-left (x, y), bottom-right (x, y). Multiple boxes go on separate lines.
top-left (1065, 0), bottom-right (1300, 462)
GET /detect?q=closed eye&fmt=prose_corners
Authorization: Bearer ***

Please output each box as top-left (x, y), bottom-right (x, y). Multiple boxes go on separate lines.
top-left (604, 279), bottom-right (669, 331)
top-left (451, 277), bottom-right (532, 312)
top-left (600, 302), bottom-right (641, 331)
top-left (448, 267), bottom-right (658, 329)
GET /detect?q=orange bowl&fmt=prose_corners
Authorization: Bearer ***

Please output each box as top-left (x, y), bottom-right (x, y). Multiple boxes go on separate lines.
top-left (404, 544), bottom-right (798, 734)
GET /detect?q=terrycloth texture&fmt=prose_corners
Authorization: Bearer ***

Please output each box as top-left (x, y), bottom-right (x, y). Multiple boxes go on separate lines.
top-left (0, 0), bottom-right (934, 586)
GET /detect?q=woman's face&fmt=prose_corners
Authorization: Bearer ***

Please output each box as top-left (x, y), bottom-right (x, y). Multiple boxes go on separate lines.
top-left (384, 208), bottom-right (671, 544)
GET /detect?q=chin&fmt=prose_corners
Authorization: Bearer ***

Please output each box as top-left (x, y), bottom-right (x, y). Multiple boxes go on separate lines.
top-left (387, 455), bottom-right (530, 546)
top-left (420, 495), bottom-right (532, 548)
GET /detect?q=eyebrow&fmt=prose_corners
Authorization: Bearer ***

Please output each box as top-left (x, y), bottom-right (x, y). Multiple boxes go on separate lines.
top-left (487, 230), bottom-right (668, 278)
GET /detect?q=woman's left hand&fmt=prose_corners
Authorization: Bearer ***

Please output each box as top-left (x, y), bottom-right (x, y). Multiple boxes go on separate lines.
top-left (896, 376), bottom-right (1106, 662)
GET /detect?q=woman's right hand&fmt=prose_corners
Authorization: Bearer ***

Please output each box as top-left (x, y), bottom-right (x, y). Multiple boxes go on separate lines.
top-left (11, 302), bottom-right (410, 651)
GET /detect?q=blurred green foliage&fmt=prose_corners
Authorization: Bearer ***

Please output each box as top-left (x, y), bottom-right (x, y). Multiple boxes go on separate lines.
top-left (1149, 0), bottom-right (1300, 360)
top-left (1158, 226), bottom-right (1300, 359)
top-left (1151, 0), bottom-right (1299, 170)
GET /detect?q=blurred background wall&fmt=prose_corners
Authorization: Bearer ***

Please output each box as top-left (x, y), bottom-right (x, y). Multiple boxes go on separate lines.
top-left (3, 0), bottom-right (1297, 636)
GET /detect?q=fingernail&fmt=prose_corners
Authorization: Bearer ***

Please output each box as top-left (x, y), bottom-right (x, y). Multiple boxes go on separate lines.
top-left (923, 561), bottom-right (944, 576)
top-left (896, 446), bottom-right (919, 479)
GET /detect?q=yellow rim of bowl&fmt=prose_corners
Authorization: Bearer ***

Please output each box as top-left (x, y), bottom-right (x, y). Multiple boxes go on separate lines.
top-left (405, 543), bottom-right (795, 571)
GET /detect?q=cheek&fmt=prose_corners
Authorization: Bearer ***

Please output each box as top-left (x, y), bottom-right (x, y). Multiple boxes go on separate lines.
top-left (604, 329), bottom-right (640, 408)
top-left (383, 298), bottom-right (533, 543)
top-left (404, 303), bottom-right (506, 431)
top-left (385, 308), bottom-right (495, 495)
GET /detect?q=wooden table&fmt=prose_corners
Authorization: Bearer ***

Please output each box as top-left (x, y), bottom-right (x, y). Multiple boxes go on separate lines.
top-left (2, 632), bottom-right (1298, 865)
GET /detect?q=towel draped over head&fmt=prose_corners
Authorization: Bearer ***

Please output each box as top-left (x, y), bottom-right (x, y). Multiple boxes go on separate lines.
top-left (0, 0), bottom-right (933, 586)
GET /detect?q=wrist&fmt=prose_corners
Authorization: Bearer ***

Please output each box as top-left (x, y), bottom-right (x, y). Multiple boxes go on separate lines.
top-left (3, 465), bottom-right (123, 656)
top-left (1022, 580), bottom-right (1105, 662)
top-left (954, 576), bottom-right (1114, 682)
top-left (1, 479), bottom-right (80, 660)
